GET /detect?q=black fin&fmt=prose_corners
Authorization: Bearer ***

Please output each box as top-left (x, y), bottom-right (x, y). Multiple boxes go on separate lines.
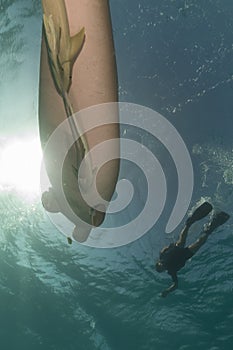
top-left (186, 202), bottom-right (213, 226)
top-left (204, 211), bottom-right (230, 234)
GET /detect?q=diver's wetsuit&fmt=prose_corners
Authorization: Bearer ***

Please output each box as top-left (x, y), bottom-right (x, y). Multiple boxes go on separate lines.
top-left (159, 243), bottom-right (193, 281)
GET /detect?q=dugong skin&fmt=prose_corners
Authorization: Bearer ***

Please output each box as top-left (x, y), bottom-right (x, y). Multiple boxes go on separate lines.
top-left (39, 0), bottom-right (120, 242)
top-left (42, 0), bottom-right (85, 94)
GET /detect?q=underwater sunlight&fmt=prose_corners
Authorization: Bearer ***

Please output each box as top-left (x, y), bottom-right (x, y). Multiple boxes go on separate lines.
top-left (0, 138), bottom-right (42, 196)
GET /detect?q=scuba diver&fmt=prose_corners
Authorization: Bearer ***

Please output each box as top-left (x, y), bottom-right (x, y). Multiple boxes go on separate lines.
top-left (155, 202), bottom-right (230, 297)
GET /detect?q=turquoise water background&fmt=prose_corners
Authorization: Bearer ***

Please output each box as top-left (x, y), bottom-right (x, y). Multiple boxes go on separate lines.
top-left (0, 0), bottom-right (233, 349)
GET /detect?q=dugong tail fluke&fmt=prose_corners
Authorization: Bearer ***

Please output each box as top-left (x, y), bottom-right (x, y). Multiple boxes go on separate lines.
top-left (42, 0), bottom-right (93, 191)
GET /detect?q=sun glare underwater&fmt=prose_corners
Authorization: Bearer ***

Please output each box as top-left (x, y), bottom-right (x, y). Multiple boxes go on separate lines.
top-left (0, 138), bottom-right (42, 196)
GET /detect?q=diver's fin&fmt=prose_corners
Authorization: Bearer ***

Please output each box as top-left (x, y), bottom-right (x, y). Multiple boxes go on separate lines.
top-left (203, 211), bottom-right (230, 234)
top-left (186, 202), bottom-right (213, 226)
top-left (70, 28), bottom-right (85, 64)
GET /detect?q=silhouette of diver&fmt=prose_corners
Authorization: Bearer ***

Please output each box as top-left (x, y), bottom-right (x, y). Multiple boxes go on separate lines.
top-left (155, 202), bottom-right (230, 297)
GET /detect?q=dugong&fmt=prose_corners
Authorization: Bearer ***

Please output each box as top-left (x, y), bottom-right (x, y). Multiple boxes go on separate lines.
top-left (39, 0), bottom-right (120, 243)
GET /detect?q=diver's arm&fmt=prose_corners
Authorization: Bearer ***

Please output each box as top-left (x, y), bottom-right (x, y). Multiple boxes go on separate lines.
top-left (161, 273), bottom-right (178, 298)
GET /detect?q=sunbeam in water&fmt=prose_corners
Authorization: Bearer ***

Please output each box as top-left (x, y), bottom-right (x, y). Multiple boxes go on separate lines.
top-left (0, 138), bottom-right (42, 197)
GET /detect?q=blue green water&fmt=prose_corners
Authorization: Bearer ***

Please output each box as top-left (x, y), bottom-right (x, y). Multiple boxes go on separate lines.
top-left (0, 0), bottom-right (233, 349)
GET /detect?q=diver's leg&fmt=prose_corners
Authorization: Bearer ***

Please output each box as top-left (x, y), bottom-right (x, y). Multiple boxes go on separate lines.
top-left (176, 202), bottom-right (213, 248)
top-left (176, 224), bottom-right (190, 248)
top-left (188, 232), bottom-right (208, 255)
top-left (188, 211), bottom-right (230, 255)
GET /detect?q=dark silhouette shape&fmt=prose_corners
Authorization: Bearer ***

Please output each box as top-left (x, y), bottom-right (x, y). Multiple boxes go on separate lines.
top-left (155, 202), bottom-right (230, 297)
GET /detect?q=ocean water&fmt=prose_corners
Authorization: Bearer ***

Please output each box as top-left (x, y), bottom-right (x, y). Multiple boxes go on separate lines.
top-left (0, 1), bottom-right (233, 349)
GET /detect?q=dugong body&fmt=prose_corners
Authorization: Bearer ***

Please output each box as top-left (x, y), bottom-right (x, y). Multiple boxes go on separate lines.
top-left (39, 0), bottom-right (120, 242)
